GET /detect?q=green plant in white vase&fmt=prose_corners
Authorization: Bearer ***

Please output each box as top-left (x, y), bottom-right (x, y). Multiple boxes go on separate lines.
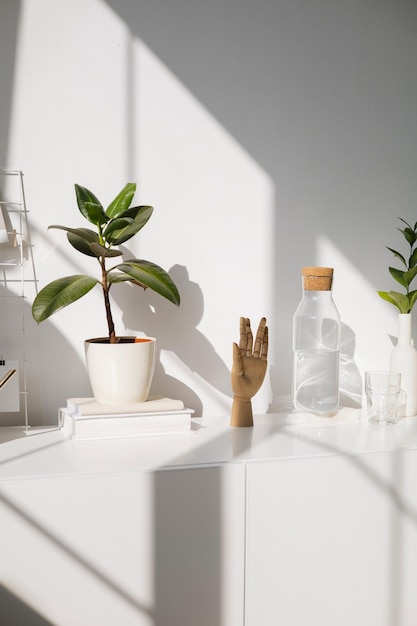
top-left (378, 218), bottom-right (417, 313)
top-left (378, 217), bottom-right (417, 418)
top-left (32, 182), bottom-right (181, 404)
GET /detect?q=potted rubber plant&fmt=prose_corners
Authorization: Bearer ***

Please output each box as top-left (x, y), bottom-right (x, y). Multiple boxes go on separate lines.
top-left (32, 182), bottom-right (180, 404)
top-left (378, 217), bottom-right (417, 417)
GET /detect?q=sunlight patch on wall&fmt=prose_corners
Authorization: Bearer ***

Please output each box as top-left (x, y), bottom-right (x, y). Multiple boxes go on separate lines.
top-left (317, 235), bottom-right (397, 376)
top-left (129, 40), bottom-right (275, 416)
top-left (4, 0), bottom-right (275, 419)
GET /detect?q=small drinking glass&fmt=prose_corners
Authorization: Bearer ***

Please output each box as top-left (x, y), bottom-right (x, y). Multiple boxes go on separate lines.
top-left (365, 370), bottom-right (401, 425)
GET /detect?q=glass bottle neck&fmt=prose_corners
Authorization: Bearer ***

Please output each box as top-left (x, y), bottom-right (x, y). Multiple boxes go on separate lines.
top-left (302, 289), bottom-right (333, 298)
top-left (296, 288), bottom-right (339, 320)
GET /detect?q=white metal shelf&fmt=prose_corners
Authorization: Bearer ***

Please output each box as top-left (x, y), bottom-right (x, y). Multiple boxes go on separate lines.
top-left (0, 169), bottom-right (38, 429)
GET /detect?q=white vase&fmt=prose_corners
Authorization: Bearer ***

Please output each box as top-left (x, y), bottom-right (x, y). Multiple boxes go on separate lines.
top-left (390, 314), bottom-right (417, 417)
top-left (84, 336), bottom-right (156, 404)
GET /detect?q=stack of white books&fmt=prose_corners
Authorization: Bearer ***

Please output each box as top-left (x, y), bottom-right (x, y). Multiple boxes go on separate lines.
top-left (59, 396), bottom-right (194, 440)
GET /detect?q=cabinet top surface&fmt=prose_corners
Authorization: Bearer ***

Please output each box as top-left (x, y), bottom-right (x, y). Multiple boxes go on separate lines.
top-left (1, 409), bottom-right (417, 480)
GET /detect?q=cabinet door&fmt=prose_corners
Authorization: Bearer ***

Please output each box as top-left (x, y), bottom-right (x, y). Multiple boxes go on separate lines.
top-left (246, 451), bottom-right (417, 626)
top-left (0, 464), bottom-right (245, 626)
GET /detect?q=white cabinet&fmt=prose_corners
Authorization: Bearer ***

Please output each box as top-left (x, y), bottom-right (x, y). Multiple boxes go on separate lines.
top-left (0, 464), bottom-right (246, 626)
top-left (245, 451), bottom-right (417, 626)
top-left (2, 414), bottom-right (417, 625)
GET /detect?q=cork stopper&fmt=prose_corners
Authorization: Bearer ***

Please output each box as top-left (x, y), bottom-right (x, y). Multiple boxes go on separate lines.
top-left (302, 267), bottom-right (334, 291)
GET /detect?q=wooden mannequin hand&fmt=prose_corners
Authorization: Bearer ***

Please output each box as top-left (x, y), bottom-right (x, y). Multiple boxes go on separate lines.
top-left (230, 317), bottom-right (268, 427)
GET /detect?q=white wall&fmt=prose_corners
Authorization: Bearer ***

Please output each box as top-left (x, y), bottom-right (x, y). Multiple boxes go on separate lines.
top-left (0, 0), bottom-right (416, 423)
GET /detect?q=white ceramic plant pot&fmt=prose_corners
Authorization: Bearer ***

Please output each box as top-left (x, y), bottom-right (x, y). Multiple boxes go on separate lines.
top-left (84, 336), bottom-right (156, 404)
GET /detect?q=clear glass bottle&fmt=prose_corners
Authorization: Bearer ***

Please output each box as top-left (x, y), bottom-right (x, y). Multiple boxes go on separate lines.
top-left (292, 267), bottom-right (341, 413)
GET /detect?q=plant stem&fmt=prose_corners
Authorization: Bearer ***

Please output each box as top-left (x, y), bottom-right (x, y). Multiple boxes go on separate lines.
top-left (100, 257), bottom-right (116, 343)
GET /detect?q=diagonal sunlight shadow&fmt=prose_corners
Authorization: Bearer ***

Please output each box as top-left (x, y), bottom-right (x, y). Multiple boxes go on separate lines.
top-left (161, 415), bottom-right (417, 532)
top-left (0, 415), bottom-right (416, 625)
top-left (163, 412), bottom-right (417, 623)
top-left (4, 1), bottom-right (415, 623)
top-left (0, 584), bottom-right (55, 626)
top-left (0, 488), bottom-right (153, 622)
top-left (2, 4), bottom-right (271, 619)
top-left (117, 14), bottom-right (275, 418)
top-left (0, 1), bottom-right (21, 168)
top-left (100, 0), bottom-right (417, 411)
top-left (0, 432), bottom-right (63, 465)
top-left (275, 424), bottom-right (417, 626)
top-left (277, 426), bottom-right (417, 526)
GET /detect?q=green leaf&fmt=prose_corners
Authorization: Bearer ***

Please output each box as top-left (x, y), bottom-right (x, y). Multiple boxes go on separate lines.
top-left (49, 225), bottom-right (120, 258)
top-left (399, 217), bottom-right (413, 230)
top-left (48, 225), bottom-right (100, 257)
top-left (103, 217), bottom-right (134, 240)
top-left (410, 248), bottom-right (417, 268)
top-left (106, 183), bottom-right (136, 219)
top-left (67, 232), bottom-right (99, 257)
top-left (89, 242), bottom-right (122, 257)
top-left (32, 275), bottom-right (98, 322)
top-left (377, 290), bottom-right (410, 314)
top-left (408, 290), bottom-right (417, 311)
top-left (119, 206), bottom-right (144, 220)
top-left (389, 266), bottom-right (407, 287)
top-left (403, 264), bottom-right (417, 286)
top-left (397, 227), bottom-right (417, 247)
top-left (106, 206), bottom-right (153, 245)
top-left (109, 259), bottom-right (180, 305)
top-left (75, 184), bottom-right (108, 226)
top-left (107, 273), bottom-right (145, 287)
top-left (386, 247), bottom-right (407, 267)
top-left (49, 225), bottom-right (97, 239)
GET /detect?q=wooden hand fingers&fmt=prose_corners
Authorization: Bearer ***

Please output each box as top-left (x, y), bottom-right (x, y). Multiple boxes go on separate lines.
top-left (238, 316), bottom-right (268, 359)
top-left (232, 342), bottom-right (244, 376)
top-left (239, 316), bottom-right (253, 355)
top-left (253, 317), bottom-right (268, 360)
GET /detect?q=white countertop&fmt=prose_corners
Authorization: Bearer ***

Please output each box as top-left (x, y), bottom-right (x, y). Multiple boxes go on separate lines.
top-left (1, 409), bottom-right (417, 480)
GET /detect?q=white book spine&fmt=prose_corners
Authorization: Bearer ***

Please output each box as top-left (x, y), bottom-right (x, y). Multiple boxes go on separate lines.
top-left (59, 408), bottom-right (194, 441)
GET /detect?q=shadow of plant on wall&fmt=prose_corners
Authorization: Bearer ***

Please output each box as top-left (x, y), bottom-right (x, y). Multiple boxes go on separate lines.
top-left (114, 264), bottom-right (233, 415)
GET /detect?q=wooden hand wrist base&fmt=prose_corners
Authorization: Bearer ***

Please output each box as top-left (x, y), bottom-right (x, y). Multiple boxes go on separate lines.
top-left (230, 396), bottom-right (253, 427)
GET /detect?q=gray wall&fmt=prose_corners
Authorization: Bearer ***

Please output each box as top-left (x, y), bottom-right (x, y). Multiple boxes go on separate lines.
top-left (0, 0), bottom-right (417, 421)
top-left (105, 0), bottom-right (417, 391)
